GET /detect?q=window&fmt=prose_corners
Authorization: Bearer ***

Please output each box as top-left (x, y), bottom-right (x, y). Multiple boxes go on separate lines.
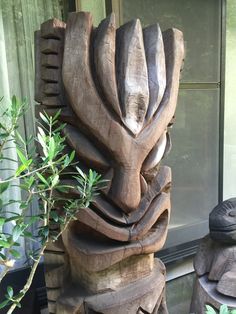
top-left (111, 0), bottom-right (223, 249)
top-left (0, 0), bottom-right (68, 270)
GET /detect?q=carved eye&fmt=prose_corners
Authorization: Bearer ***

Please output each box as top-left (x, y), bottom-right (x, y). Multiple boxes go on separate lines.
top-left (141, 132), bottom-right (172, 183)
top-left (62, 125), bottom-right (110, 172)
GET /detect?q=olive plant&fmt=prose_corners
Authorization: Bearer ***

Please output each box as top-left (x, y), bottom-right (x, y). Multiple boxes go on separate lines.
top-left (206, 305), bottom-right (236, 314)
top-left (0, 96), bottom-right (103, 313)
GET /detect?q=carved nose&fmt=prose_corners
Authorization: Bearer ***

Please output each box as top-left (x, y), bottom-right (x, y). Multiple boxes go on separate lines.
top-left (109, 167), bottom-right (141, 214)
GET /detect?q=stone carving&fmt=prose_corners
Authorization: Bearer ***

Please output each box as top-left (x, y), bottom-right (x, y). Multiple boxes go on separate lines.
top-left (35, 12), bottom-right (184, 314)
top-left (190, 199), bottom-right (236, 313)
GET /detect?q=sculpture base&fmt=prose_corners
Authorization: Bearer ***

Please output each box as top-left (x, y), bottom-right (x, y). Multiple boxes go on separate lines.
top-left (190, 275), bottom-right (236, 314)
top-left (52, 258), bottom-right (167, 314)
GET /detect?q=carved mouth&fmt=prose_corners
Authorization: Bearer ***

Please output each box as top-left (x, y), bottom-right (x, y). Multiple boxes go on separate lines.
top-left (63, 208), bottom-right (170, 272)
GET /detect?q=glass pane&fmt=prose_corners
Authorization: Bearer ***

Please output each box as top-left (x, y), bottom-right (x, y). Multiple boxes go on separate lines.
top-left (0, 0), bottom-right (65, 270)
top-left (121, 0), bottom-right (221, 83)
top-left (165, 89), bottom-right (219, 247)
top-left (223, 0), bottom-right (236, 200)
top-left (80, 0), bottom-right (106, 26)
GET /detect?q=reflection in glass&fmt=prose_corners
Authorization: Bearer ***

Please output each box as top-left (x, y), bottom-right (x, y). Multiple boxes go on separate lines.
top-left (165, 90), bottom-right (219, 245)
top-left (121, 0), bottom-right (221, 83)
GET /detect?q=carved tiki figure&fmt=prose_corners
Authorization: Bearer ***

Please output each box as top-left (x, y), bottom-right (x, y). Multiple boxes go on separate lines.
top-left (35, 12), bottom-right (184, 314)
top-left (190, 199), bottom-right (236, 313)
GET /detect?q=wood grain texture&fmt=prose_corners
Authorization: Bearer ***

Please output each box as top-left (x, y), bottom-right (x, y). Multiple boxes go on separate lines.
top-left (143, 24), bottom-right (166, 121)
top-left (209, 198), bottom-right (236, 243)
top-left (191, 199), bottom-right (236, 310)
top-left (94, 13), bottom-right (122, 118)
top-left (56, 258), bottom-right (168, 314)
top-left (190, 275), bottom-right (236, 314)
top-left (116, 19), bottom-right (149, 134)
top-left (35, 12), bottom-right (184, 313)
top-left (194, 235), bottom-right (236, 298)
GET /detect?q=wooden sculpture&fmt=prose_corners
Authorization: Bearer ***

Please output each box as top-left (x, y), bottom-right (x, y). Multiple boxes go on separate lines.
top-left (190, 199), bottom-right (236, 313)
top-left (35, 12), bottom-right (184, 314)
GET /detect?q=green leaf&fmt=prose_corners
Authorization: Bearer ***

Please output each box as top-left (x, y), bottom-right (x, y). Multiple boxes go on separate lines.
top-left (55, 185), bottom-right (70, 193)
top-left (205, 305), bottom-right (217, 314)
top-left (12, 242), bottom-right (20, 247)
top-left (63, 155), bottom-right (69, 168)
top-left (0, 239), bottom-right (11, 248)
top-left (19, 201), bottom-right (28, 210)
top-left (15, 163), bottom-right (27, 176)
top-left (37, 133), bottom-right (46, 151)
top-left (51, 174), bottom-right (59, 187)
top-left (76, 166), bottom-right (86, 180)
top-left (36, 172), bottom-right (49, 187)
top-left (69, 151), bottom-right (75, 163)
top-left (0, 181), bottom-right (10, 194)
top-left (15, 130), bottom-right (25, 145)
top-left (220, 304), bottom-right (229, 314)
top-left (51, 109), bottom-right (61, 122)
top-left (5, 215), bottom-right (21, 223)
top-left (37, 126), bottom-right (45, 138)
top-left (0, 252), bottom-right (6, 260)
top-left (39, 112), bottom-right (49, 125)
top-left (23, 231), bottom-right (33, 238)
top-left (12, 225), bottom-right (23, 242)
top-left (50, 211), bottom-right (58, 222)
top-left (0, 299), bottom-right (10, 309)
top-left (27, 176), bottom-right (35, 189)
top-left (220, 305), bottom-right (229, 314)
top-left (9, 249), bottom-right (21, 259)
top-left (16, 302), bottom-right (22, 308)
top-left (0, 122), bottom-right (7, 131)
top-left (39, 226), bottom-right (49, 239)
top-left (0, 217), bottom-right (5, 227)
top-left (28, 215), bottom-right (40, 224)
top-left (7, 286), bottom-right (13, 299)
top-left (16, 148), bottom-right (28, 166)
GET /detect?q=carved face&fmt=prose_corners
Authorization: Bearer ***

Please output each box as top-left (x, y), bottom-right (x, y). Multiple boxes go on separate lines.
top-left (35, 12), bottom-right (184, 265)
top-left (209, 198), bottom-right (236, 244)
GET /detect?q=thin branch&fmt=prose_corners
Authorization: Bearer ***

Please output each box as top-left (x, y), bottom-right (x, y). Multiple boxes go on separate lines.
top-left (6, 243), bottom-right (47, 314)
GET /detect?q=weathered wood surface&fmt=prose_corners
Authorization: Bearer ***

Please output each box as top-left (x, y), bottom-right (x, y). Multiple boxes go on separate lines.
top-left (62, 215), bottom-right (169, 272)
top-left (71, 254), bottom-right (154, 293)
top-left (35, 11), bottom-right (184, 314)
top-left (209, 198), bottom-right (236, 244)
top-left (194, 235), bottom-right (236, 298)
top-left (56, 258), bottom-right (168, 314)
top-left (116, 19), bottom-right (149, 135)
top-left (143, 24), bottom-right (166, 121)
top-left (61, 12), bottom-right (184, 213)
top-left (190, 275), bottom-right (236, 314)
top-left (35, 18), bottom-right (66, 109)
top-left (94, 13), bottom-right (121, 118)
top-left (191, 198), bottom-right (236, 312)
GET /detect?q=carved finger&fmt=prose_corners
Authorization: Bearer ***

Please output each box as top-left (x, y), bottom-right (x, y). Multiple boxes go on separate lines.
top-left (143, 24), bottom-right (166, 121)
top-left (116, 19), bottom-right (149, 135)
top-left (94, 13), bottom-right (122, 118)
